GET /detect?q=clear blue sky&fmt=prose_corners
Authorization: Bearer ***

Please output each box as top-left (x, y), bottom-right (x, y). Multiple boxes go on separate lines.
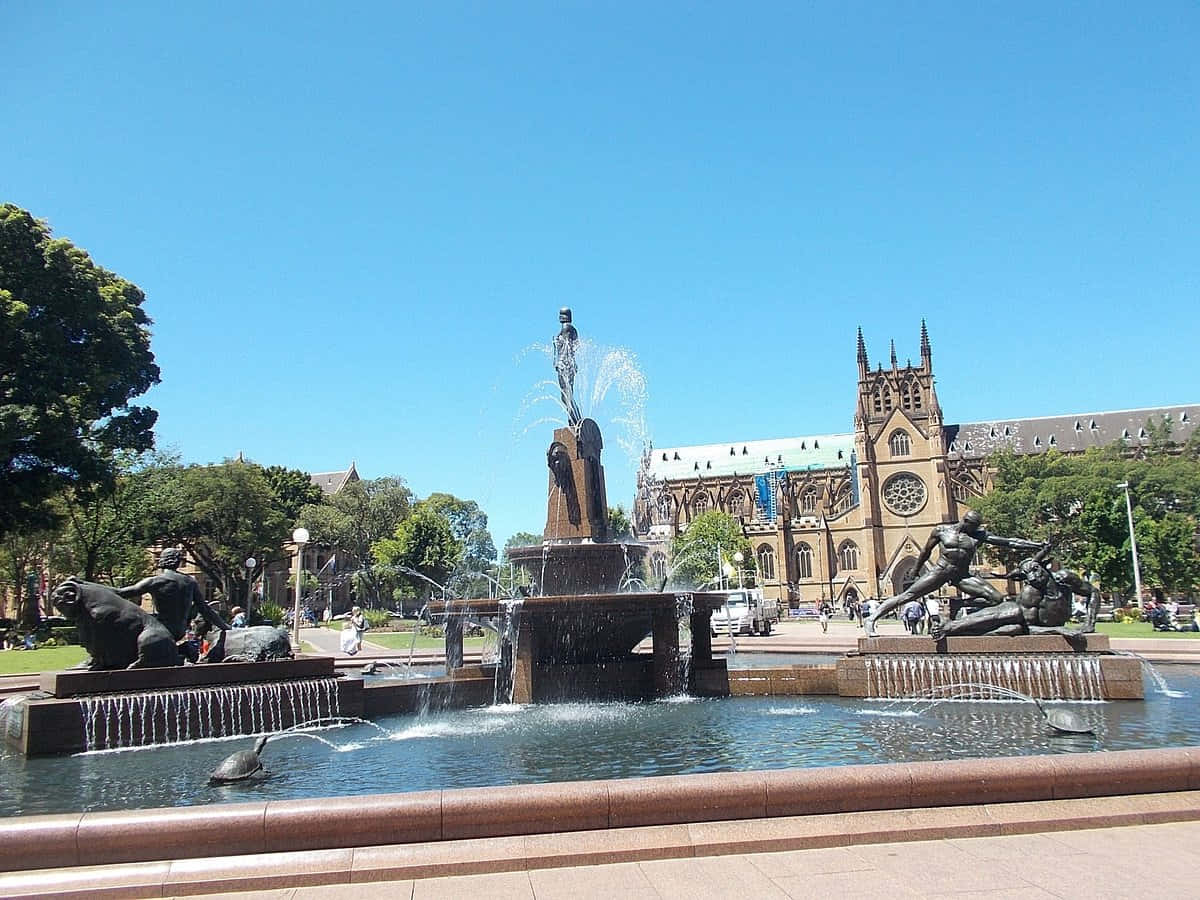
top-left (4, 2), bottom-right (1198, 549)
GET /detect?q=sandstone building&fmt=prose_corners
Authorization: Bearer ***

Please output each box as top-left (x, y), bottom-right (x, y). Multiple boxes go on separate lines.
top-left (632, 324), bottom-right (1197, 607)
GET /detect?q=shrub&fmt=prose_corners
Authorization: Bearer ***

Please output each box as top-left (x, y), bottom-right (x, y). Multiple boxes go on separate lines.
top-left (364, 609), bottom-right (391, 629)
top-left (255, 603), bottom-right (285, 626)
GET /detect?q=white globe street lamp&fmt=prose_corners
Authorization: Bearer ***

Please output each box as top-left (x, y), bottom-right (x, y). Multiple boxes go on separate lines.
top-left (733, 551), bottom-right (745, 590)
top-left (292, 528), bottom-right (309, 646)
top-left (244, 556), bottom-right (257, 622)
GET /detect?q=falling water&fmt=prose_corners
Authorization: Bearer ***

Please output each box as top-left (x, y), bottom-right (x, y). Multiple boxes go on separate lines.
top-left (862, 655), bottom-right (1105, 700)
top-left (1116, 650), bottom-right (1187, 697)
top-left (79, 678), bottom-right (342, 751)
top-left (493, 598), bottom-right (524, 704)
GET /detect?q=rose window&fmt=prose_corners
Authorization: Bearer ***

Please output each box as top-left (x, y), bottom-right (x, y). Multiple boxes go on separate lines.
top-left (882, 472), bottom-right (927, 516)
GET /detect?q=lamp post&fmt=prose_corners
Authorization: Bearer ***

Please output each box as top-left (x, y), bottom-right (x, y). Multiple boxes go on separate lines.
top-left (292, 528), bottom-right (309, 646)
top-left (722, 561), bottom-right (734, 592)
top-left (1116, 482), bottom-right (1144, 609)
top-left (733, 551), bottom-right (744, 590)
top-left (244, 556), bottom-right (256, 622)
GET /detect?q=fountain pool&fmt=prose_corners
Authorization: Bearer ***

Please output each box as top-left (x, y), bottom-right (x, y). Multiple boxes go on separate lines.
top-left (3, 662), bottom-right (1196, 819)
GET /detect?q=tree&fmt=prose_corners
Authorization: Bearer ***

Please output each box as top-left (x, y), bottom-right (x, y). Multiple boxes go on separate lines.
top-left (139, 460), bottom-right (289, 605)
top-left (297, 477), bottom-right (412, 607)
top-left (51, 449), bottom-right (174, 584)
top-left (1, 205), bottom-right (159, 540)
top-left (263, 465), bottom-right (325, 524)
top-left (372, 505), bottom-right (462, 601)
top-left (502, 532), bottom-right (543, 559)
top-left (971, 446), bottom-right (1200, 599)
top-left (421, 493), bottom-right (496, 569)
top-left (668, 510), bottom-right (751, 589)
top-left (608, 505), bottom-right (632, 541)
top-left (0, 527), bottom-right (53, 628)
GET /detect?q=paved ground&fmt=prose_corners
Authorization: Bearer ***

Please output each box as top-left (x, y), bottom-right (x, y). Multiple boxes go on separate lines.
top-left (212, 818), bottom-right (1200, 899)
top-left (7, 794), bottom-right (1198, 898)
top-left (5, 619), bottom-right (1198, 897)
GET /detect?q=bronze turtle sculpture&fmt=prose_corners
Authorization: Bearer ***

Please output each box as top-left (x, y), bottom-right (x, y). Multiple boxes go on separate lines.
top-left (1032, 697), bottom-right (1094, 734)
top-left (210, 735), bottom-right (271, 783)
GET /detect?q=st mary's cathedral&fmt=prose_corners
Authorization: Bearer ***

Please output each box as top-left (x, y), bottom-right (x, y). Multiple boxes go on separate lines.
top-left (631, 323), bottom-right (1198, 608)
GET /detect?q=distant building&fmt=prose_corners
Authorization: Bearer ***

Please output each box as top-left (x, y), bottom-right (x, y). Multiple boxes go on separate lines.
top-left (309, 462), bottom-right (360, 497)
top-left (632, 323), bottom-right (1197, 607)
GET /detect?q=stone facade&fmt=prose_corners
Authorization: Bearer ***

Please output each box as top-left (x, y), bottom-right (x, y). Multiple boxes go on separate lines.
top-left (632, 323), bottom-right (1198, 607)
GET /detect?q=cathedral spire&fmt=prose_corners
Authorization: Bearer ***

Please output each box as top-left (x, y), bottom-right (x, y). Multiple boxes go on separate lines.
top-left (889, 339), bottom-right (898, 368)
top-left (920, 319), bottom-right (931, 368)
top-left (856, 326), bottom-right (868, 377)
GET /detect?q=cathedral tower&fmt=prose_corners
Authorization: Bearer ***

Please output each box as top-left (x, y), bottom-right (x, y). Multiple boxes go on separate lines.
top-left (853, 322), bottom-right (954, 599)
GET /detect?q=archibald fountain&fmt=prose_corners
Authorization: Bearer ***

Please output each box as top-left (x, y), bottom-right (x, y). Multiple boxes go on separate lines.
top-left (430, 308), bottom-right (730, 702)
top-left (0, 310), bottom-right (1187, 900)
top-left (2, 308), bottom-right (1148, 761)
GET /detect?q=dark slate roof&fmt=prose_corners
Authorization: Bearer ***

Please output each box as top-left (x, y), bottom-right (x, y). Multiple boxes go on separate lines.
top-left (309, 462), bottom-right (360, 495)
top-left (944, 406), bottom-right (1198, 459)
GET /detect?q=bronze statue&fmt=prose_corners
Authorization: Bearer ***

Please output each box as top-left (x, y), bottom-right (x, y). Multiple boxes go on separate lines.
top-left (865, 510), bottom-right (1043, 636)
top-left (115, 547), bottom-right (229, 641)
top-left (930, 549), bottom-right (1100, 640)
top-left (547, 440), bottom-right (581, 526)
top-left (553, 307), bottom-right (582, 427)
top-left (52, 578), bottom-right (182, 670)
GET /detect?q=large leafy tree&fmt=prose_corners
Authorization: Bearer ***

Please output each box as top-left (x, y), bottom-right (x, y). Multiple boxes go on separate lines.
top-left (51, 449), bottom-right (175, 584)
top-left (139, 460), bottom-right (289, 605)
top-left (373, 504), bottom-right (463, 601)
top-left (0, 205), bottom-right (159, 539)
top-left (263, 465), bottom-right (326, 524)
top-left (297, 477), bottom-right (412, 607)
top-left (971, 437), bottom-right (1200, 599)
top-left (421, 492), bottom-right (496, 597)
top-left (421, 493), bottom-right (496, 569)
top-left (668, 510), bottom-right (752, 589)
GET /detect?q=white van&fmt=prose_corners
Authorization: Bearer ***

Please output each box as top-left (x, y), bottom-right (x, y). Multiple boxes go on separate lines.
top-left (710, 589), bottom-right (779, 636)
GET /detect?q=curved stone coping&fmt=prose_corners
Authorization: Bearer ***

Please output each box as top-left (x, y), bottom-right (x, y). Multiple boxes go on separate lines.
top-left (2, 746), bottom-right (1198, 872)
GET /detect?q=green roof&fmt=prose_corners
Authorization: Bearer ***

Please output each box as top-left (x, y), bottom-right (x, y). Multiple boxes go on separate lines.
top-left (646, 433), bottom-right (854, 481)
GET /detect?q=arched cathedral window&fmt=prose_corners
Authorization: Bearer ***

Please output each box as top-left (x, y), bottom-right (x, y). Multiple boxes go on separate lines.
top-left (800, 486), bottom-right (818, 514)
top-left (837, 541), bottom-right (859, 571)
top-left (757, 544), bottom-right (776, 581)
top-left (692, 493), bottom-right (709, 517)
top-left (889, 429), bottom-right (911, 457)
top-left (726, 489), bottom-right (746, 517)
top-left (795, 543), bottom-right (813, 579)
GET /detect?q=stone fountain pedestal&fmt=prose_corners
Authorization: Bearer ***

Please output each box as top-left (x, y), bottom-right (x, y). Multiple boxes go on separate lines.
top-left (432, 592), bottom-right (731, 703)
top-left (507, 420), bottom-right (647, 595)
top-left (836, 634), bottom-right (1143, 700)
top-left (3, 658), bottom-right (363, 756)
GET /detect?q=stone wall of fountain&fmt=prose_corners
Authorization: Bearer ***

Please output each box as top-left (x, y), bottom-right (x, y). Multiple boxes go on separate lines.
top-left (4, 659), bottom-right (363, 755)
top-left (836, 634), bottom-right (1143, 700)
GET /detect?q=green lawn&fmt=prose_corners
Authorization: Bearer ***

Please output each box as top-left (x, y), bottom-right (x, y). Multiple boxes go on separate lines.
top-left (0, 645), bottom-right (88, 675)
top-left (322, 619), bottom-right (488, 651)
top-left (365, 631), bottom-right (488, 651)
top-left (1096, 621), bottom-right (1200, 639)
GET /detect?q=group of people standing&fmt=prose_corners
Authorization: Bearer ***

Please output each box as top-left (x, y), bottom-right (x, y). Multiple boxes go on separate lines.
top-left (821, 594), bottom-right (945, 633)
